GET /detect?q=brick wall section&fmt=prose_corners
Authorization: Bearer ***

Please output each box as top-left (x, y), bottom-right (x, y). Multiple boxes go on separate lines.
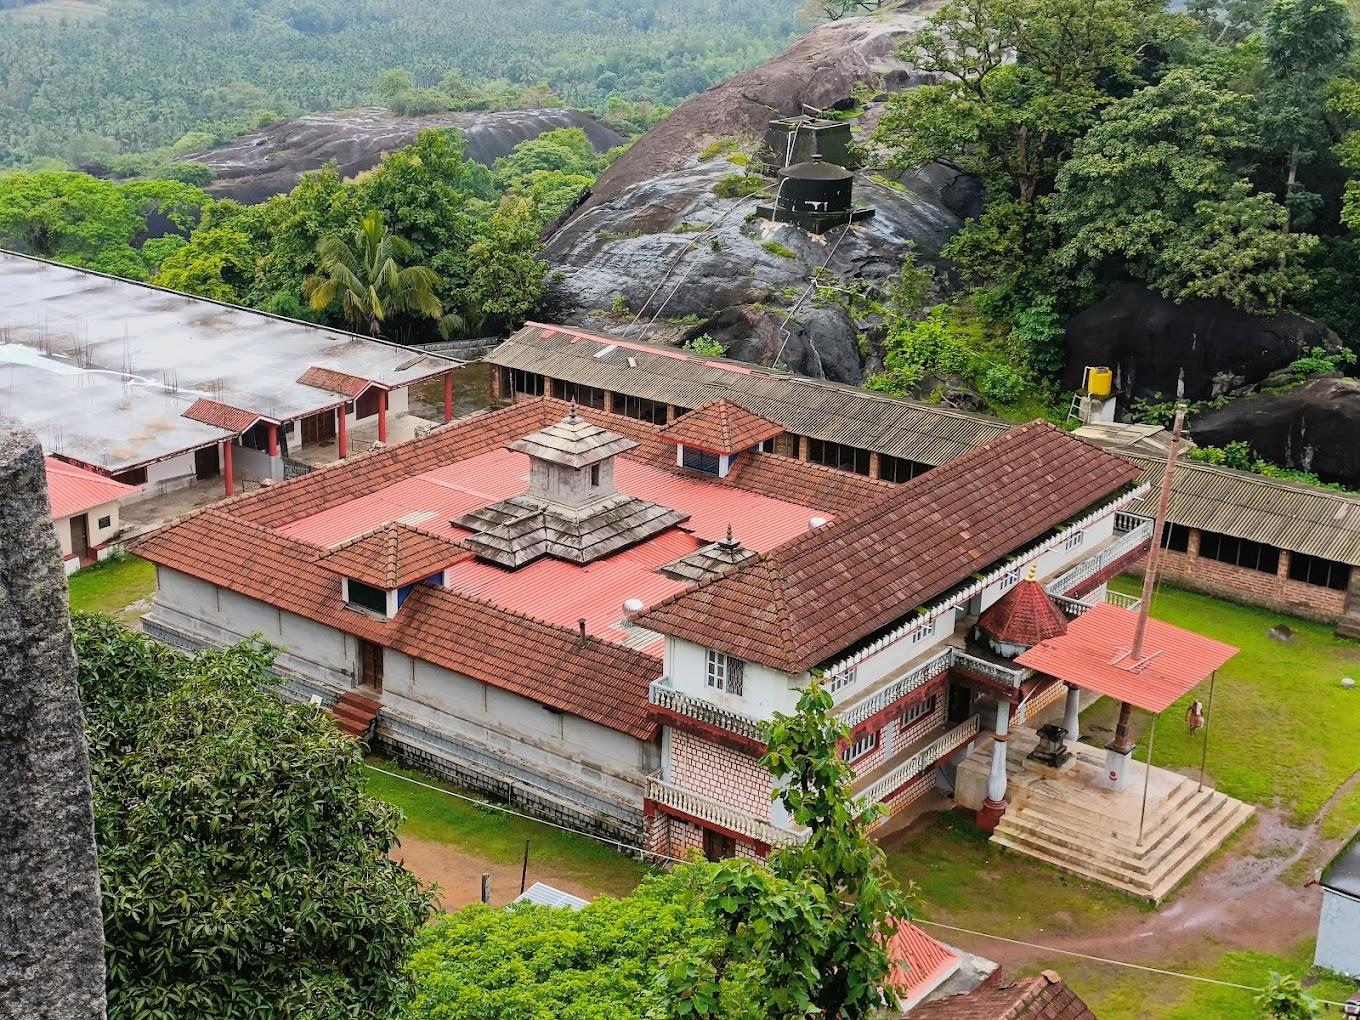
top-left (645, 814), bottom-right (765, 863)
top-left (670, 730), bottom-right (773, 819)
top-left (1022, 680), bottom-right (1066, 722)
top-left (1146, 529), bottom-right (1348, 624)
top-left (891, 700), bottom-right (947, 756)
top-left (879, 771), bottom-right (938, 819)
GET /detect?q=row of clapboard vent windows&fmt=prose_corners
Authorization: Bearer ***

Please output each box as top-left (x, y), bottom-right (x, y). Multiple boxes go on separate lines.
top-left (1161, 523), bottom-right (1351, 590)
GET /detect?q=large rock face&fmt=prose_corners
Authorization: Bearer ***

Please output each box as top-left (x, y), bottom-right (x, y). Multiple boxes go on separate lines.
top-left (187, 107), bottom-right (626, 204)
top-left (1192, 377), bottom-right (1360, 487)
top-left (543, 2), bottom-right (968, 382)
top-left (1062, 283), bottom-right (1341, 402)
top-left (0, 423), bottom-right (106, 1019)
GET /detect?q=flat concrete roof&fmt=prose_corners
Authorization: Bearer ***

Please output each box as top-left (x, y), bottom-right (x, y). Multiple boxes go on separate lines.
top-left (0, 253), bottom-right (456, 471)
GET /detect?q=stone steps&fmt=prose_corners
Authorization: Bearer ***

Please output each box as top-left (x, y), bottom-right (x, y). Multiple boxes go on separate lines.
top-left (991, 792), bottom-right (1253, 902)
top-left (332, 690), bottom-right (381, 738)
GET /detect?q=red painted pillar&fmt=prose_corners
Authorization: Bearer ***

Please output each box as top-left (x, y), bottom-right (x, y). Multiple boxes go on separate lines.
top-left (267, 422), bottom-right (279, 458)
top-left (443, 370), bottom-right (454, 423)
top-left (222, 439), bottom-right (234, 496)
top-left (378, 389), bottom-right (388, 444)
top-left (337, 405), bottom-right (348, 459)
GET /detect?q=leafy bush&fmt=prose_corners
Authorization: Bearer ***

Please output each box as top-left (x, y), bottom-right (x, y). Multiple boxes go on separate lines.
top-left (1010, 298), bottom-right (1066, 376)
top-left (611, 292), bottom-right (629, 313)
top-left (978, 363), bottom-right (1031, 404)
top-left (762, 239), bottom-right (797, 258)
top-left (714, 173), bottom-right (765, 198)
top-left (684, 333), bottom-right (726, 357)
top-left (1287, 345), bottom-right (1355, 379)
top-left (699, 138), bottom-right (739, 161)
top-left (1187, 441), bottom-right (1358, 493)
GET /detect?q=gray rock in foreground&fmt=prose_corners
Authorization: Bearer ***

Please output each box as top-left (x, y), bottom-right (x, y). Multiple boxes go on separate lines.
top-left (0, 422), bottom-right (106, 1019)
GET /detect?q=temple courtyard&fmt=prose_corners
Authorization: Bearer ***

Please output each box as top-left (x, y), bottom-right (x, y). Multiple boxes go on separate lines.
top-left (67, 565), bottom-right (1360, 1017)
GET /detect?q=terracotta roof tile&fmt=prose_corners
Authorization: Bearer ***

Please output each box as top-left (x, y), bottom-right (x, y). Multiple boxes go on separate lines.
top-left (637, 422), bottom-right (1142, 673)
top-left (977, 579), bottom-right (1069, 648)
top-left (181, 398), bottom-right (269, 433)
top-left (659, 399), bottom-right (784, 454)
top-left (317, 522), bottom-right (472, 589)
top-left (886, 921), bottom-right (961, 1007)
top-left (132, 510), bottom-right (661, 740)
top-left (907, 973), bottom-right (1098, 1020)
top-left (44, 457), bottom-right (141, 518)
top-left (297, 365), bottom-right (381, 399)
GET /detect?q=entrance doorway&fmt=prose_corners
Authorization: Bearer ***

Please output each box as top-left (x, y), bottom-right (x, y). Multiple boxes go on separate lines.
top-left (300, 411), bottom-right (336, 446)
top-left (194, 445), bottom-right (220, 480)
top-left (947, 682), bottom-right (974, 725)
top-left (703, 829), bottom-right (736, 862)
top-left (358, 640), bottom-right (384, 694)
top-left (70, 514), bottom-right (90, 560)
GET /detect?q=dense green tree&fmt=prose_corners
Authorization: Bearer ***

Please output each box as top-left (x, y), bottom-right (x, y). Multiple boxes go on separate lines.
top-left (1258, 0), bottom-right (1355, 233)
top-left (872, 0), bottom-right (1178, 303)
top-left (1256, 972), bottom-right (1321, 1019)
top-left (75, 613), bottom-right (435, 1020)
top-left (671, 680), bottom-right (913, 1020)
top-left (303, 208), bottom-right (444, 336)
top-left (151, 221), bottom-right (264, 303)
top-left (462, 197), bottom-right (551, 334)
top-left (1048, 69), bottom-right (1312, 312)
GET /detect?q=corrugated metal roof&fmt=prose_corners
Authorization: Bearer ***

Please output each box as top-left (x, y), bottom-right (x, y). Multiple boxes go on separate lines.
top-left (44, 457), bottom-right (141, 518)
top-left (489, 324), bottom-right (1011, 465)
top-left (1016, 602), bottom-right (1239, 713)
top-left (1131, 456), bottom-right (1360, 566)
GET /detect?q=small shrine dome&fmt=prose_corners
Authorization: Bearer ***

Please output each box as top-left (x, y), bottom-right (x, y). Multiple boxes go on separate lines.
top-left (977, 572), bottom-right (1069, 658)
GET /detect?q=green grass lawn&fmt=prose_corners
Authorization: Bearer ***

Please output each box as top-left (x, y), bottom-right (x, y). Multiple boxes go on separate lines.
top-left (1040, 940), bottom-right (1356, 1020)
top-left (888, 810), bottom-right (1149, 941)
top-left (67, 555), bottom-right (156, 620)
top-left (364, 761), bottom-right (652, 897)
top-left (1101, 578), bottom-right (1360, 832)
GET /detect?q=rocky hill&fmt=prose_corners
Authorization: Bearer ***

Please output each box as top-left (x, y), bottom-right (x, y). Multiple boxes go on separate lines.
top-left (541, 3), bottom-right (959, 383)
top-left (187, 107), bottom-right (626, 205)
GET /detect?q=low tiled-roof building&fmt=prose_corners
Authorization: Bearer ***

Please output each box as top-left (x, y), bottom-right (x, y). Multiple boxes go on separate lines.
top-left (905, 971), bottom-right (1097, 1020)
top-left (45, 457), bottom-right (142, 573)
top-left (135, 395), bottom-right (1154, 846)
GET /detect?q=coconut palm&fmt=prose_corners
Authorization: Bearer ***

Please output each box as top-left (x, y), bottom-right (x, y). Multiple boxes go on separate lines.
top-left (302, 209), bottom-right (444, 337)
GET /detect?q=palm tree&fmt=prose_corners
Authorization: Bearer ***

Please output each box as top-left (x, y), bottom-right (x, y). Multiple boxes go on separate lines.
top-left (302, 209), bottom-right (444, 337)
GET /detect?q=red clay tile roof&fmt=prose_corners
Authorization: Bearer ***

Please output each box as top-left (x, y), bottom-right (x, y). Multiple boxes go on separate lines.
top-left (131, 510), bottom-right (661, 740)
top-left (659, 399), bottom-right (784, 454)
top-left (317, 522), bottom-right (472, 589)
top-left (45, 457), bottom-right (141, 518)
top-left (223, 398), bottom-right (892, 530)
top-left (181, 398), bottom-right (270, 433)
top-left (886, 921), bottom-right (961, 1008)
top-left (907, 972), bottom-right (1097, 1020)
top-left (297, 365), bottom-right (383, 399)
top-left (977, 579), bottom-right (1069, 648)
top-left (637, 421), bottom-right (1142, 673)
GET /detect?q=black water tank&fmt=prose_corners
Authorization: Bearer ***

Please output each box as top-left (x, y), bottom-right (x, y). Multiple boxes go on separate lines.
top-left (775, 156), bottom-right (854, 215)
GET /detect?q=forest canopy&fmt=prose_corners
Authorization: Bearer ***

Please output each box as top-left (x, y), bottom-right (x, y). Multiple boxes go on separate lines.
top-left (0, 0), bottom-right (802, 168)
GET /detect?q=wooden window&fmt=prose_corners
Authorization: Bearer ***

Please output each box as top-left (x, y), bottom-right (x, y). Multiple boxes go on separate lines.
top-left (998, 567), bottom-right (1020, 591)
top-left (1062, 530), bottom-right (1085, 551)
top-left (347, 579), bottom-right (388, 614)
top-left (878, 454), bottom-right (929, 483)
top-left (1288, 552), bottom-right (1351, 591)
top-left (550, 380), bottom-right (606, 409)
top-left (97, 515), bottom-right (112, 530)
top-left (1160, 523), bottom-right (1191, 553)
top-left (703, 829), bottom-right (737, 862)
top-left (805, 438), bottom-right (871, 475)
top-left (612, 392), bottom-right (668, 423)
top-left (510, 369), bottom-right (545, 396)
top-left (900, 694), bottom-right (938, 728)
top-left (682, 447), bottom-right (721, 475)
top-left (1199, 531), bottom-right (1279, 575)
top-left (827, 665), bottom-right (858, 693)
top-left (705, 650), bottom-right (744, 695)
top-left (842, 730), bottom-right (879, 762)
top-left (911, 617), bottom-right (937, 644)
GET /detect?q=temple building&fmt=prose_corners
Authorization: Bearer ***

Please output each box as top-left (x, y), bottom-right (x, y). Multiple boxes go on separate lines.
top-left (134, 393), bottom-right (1181, 860)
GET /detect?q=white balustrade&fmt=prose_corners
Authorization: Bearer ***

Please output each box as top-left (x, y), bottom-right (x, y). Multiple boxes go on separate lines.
top-left (1045, 514), bottom-right (1153, 597)
top-left (648, 677), bottom-right (765, 742)
top-left (856, 714), bottom-right (980, 808)
top-left (646, 773), bottom-right (797, 846)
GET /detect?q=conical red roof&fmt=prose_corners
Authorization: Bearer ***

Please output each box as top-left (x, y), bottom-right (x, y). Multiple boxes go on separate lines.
top-left (977, 579), bottom-right (1069, 648)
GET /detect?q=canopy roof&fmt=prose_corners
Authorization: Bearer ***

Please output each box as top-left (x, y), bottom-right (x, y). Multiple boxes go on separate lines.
top-left (1016, 602), bottom-right (1237, 713)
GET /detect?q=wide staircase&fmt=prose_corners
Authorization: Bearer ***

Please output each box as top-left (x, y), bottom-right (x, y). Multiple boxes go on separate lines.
top-left (331, 690), bottom-right (381, 739)
top-left (990, 770), bottom-right (1254, 903)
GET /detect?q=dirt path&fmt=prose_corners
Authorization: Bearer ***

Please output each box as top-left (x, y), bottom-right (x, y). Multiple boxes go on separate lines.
top-left (931, 772), bottom-right (1360, 972)
top-left (391, 835), bottom-right (611, 911)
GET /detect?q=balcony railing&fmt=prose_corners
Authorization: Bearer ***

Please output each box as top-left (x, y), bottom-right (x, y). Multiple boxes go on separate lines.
top-left (1053, 588), bottom-right (1143, 618)
top-left (649, 677), bottom-right (765, 742)
top-left (646, 773), bottom-right (797, 846)
top-left (838, 648), bottom-right (952, 730)
top-left (1045, 514), bottom-right (1153, 597)
top-left (856, 714), bottom-right (980, 808)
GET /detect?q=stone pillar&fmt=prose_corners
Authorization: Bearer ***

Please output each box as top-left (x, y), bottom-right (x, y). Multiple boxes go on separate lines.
top-left (1063, 683), bottom-right (1082, 746)
top-left (798, 435), bottom-right (810, 462)
top-left (444, 370), bottom-right (454, 423)
top-left (976, 698), bottom-right (1010, 831)
top-left (0, 422), bottom-right (107, 1019)
top-left (337, 406), bottom-right (348, 459)
top-left (869, 451), bottom-right (881, 480)
top-left (377, 390), bottom-right (388, 445)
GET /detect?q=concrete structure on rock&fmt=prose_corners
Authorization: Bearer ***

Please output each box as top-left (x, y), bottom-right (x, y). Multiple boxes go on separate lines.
top-left (134, 394), bottom-right (1160, 851)
top-left (488, 324), bottom-right (1360, 632)
top-left (0, 422), bottom-right (106, 1019)
top-left (0, 252), bottom-right (459, 499)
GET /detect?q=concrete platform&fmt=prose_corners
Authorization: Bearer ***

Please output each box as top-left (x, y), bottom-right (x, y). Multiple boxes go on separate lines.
top-left (956, 728), bottom-right (1253, 903)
